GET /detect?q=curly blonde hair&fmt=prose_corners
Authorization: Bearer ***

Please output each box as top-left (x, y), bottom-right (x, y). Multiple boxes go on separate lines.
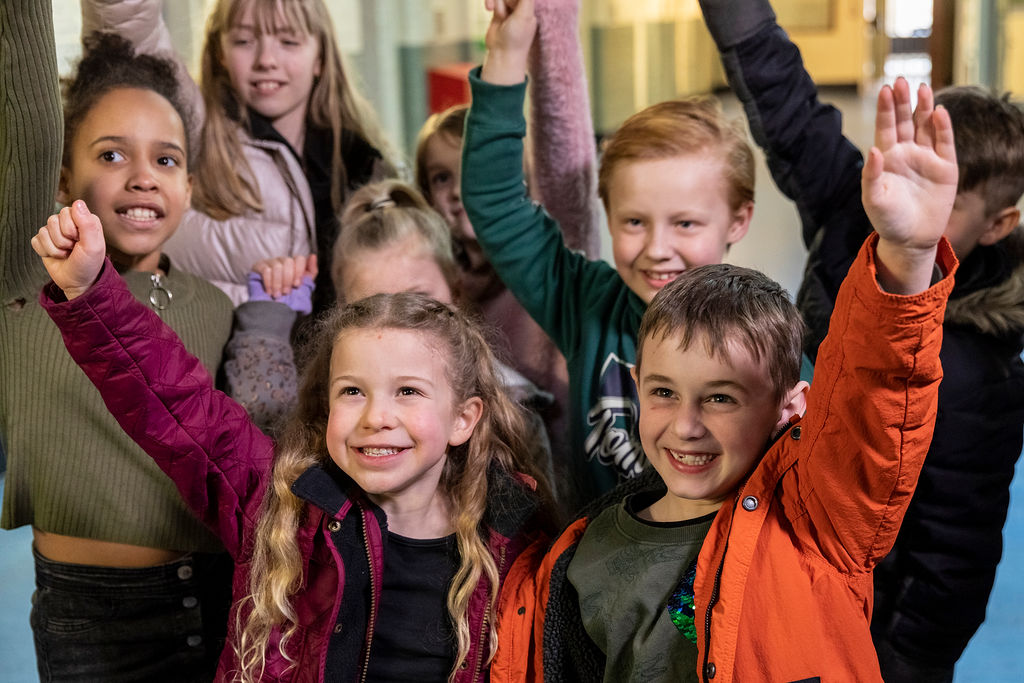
top-left (192, 0), bottom-right (392, 220)
top-left (234, 292), bottom-right (554, 681)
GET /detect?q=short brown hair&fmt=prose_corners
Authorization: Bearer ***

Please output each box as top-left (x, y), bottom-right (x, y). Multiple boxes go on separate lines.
top-left (935, 86), bottom-right (1024, 216)
top-left (414, 104), bottom-right (469, 203)
top-left (636, 264), bottom-right (804, 400)
top-left (597, 98), bottom-right (755, 212)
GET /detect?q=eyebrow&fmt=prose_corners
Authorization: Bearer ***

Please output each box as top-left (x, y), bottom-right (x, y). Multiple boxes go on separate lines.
top-left (89, 136), bottom-right (186, 156)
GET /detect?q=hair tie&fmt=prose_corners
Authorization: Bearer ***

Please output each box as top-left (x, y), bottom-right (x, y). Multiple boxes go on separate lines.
top-left (368, 197), bottom-right (396, 211)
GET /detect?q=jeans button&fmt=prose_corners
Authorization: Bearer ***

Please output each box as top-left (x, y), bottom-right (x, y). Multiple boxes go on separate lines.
top-left (177, 565), bottom-right (193, 580)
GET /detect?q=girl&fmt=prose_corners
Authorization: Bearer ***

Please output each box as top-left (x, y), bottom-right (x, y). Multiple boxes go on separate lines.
top-left (1, 4), bottom-right (233, 680)
top-left (33, 199), bottom-right (557, 682)
top-left (83, 0), bottom-right (396, 309)
top-left (226, 180), bottom-right (555, 483)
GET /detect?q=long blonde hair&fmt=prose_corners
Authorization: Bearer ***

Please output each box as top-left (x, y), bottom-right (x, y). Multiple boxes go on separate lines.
top-left (235, 292), bottom-right (554, 682)
top-left (193, 0), bottom-right (391, 220)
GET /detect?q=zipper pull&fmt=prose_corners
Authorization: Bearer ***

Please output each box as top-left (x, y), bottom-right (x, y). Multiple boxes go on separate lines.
top-left (149, 273), bottom-right (172, 310)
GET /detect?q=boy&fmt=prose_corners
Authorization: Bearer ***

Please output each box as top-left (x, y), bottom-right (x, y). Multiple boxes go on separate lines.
top-left (697, 1), bottom-right (1024, 679)
top-left (464, 0), bottom-right (755, 507)
top-left (530, 77), bottom-right (959, 682)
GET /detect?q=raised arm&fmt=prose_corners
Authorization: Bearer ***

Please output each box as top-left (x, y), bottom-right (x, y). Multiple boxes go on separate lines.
top-left (697, 0), bottom-right (869, 285)
top-left (0, 0), bottom-right (63, 302)
top-left (799, 80), bottom-right (958, 569)
top-left (32, 202), bottom-right (274, 556)
top-left (526, 0), bottom-right (600, 255)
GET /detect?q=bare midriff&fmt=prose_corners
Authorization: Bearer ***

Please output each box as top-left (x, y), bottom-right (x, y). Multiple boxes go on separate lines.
top-left (33, 529), bottom-right (184, 568)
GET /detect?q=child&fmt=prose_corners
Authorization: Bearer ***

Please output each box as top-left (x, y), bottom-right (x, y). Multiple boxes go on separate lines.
top-left (33, 201), bottom-right (558, 682)
top-left (417, 0), bottom-right (601, 504)
top-left (697, 1), bottom-right (1024, 679)
top-left (0, 5), bottom-right (233, 680)
top-left (463, 0), bottom-right (755, 506)
top-left (83, 0), bottom-right (395, 309)
top-left (533, 78), bottom-right (959, 682)
top-left (227, 180), bottom-right (556, 484)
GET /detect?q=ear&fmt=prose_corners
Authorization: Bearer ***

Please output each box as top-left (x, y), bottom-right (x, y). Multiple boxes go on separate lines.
top-left (448, 396), bottom-right (484, 447)
top-left (726, 200), bottom-right (754, 246)
top-left (630, 363), bottom-right (641, 394)
top-left (775, 380), bottom-right (809, 431)
top-left (977, 206), bottom-right (1021, 247)
top-left (56, 166), bottom-right (70, 205)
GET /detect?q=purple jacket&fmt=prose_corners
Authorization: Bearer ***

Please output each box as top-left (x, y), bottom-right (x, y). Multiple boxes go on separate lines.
top-left (43, 260), bottom-right (545, 682)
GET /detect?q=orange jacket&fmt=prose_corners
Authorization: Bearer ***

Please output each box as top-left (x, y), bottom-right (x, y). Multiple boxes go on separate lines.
top-left (695, 236), bottom-right (957, 682)
top-left (512, 237), bottom-right (956, 683)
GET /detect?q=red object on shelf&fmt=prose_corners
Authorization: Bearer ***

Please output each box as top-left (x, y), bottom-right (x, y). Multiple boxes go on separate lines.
top-left (427, 62), bottom-right (474, 114)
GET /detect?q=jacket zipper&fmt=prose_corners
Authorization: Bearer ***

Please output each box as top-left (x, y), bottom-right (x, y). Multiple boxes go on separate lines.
top-left (466, 544), bottom-right (507, 683)
top-left (358, 508), bottom-right (378, 683)
top-left (702, 545), bottom-right (727, 682)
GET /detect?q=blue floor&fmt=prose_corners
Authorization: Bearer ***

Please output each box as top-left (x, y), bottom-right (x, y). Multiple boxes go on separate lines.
top-left (2, 466), bottom-right (1023, 680)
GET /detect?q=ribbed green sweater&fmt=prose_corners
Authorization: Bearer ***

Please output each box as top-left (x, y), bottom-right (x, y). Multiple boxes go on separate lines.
top-left (0, 0), bottom-right (232, 551)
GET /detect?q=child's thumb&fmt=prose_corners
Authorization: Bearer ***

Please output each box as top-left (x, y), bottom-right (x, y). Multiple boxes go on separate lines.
top-left (72, 200), bottom-right (106, 254)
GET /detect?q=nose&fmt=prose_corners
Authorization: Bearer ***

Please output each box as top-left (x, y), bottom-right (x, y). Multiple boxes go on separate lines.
top-left (254, 36), bottom-right (278, 69)
top-left (361, 395), bottom-right (396, 430)
top-left (127, 160), bottom-right (158, 192)
top-left (644, 223), bottom-right (673, 261)
top-left (672, 403), bottom-right (707, 441)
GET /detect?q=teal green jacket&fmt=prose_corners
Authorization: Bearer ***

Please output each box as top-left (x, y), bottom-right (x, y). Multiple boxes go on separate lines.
top-left (462, 70), bottom-right (646, 506)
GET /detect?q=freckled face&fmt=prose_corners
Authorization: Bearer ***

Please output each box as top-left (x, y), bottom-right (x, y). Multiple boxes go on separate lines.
top-left (607, 154), bottom-right (751, 303)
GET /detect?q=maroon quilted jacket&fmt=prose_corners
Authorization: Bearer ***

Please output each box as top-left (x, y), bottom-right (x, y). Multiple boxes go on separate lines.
top-left (42, 259), bottom-right (544, 682)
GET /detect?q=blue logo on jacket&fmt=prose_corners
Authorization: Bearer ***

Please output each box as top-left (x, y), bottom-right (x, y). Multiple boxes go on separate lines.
top-left (584, 353), bottom-right (645, 477)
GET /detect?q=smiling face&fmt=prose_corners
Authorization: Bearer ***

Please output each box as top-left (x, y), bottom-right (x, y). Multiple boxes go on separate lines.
top-left (607, 154), bottom-right (752, 304)
top-left (326, 327), bottom-right (481, 522)
top-left (61, 87), bottom-right (192, 273)
top-left (340, 236), bottom-right (455, 305)
top-left (632, 330), bottom-right (803, 522)
top-left (221, 2), bottom-right (321, 149)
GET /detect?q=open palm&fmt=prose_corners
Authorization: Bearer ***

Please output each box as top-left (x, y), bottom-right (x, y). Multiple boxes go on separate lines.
top-left (862, 78), bottom-right (958, 252)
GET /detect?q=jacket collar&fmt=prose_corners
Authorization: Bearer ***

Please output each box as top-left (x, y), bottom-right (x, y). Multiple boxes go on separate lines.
top-left (291, 461), bottom-right (353, 518)
top-left (946, 227), bottom-right (1024, 340)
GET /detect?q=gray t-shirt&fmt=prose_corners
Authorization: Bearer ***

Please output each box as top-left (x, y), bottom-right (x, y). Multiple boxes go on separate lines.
top-left (567, 492), bottom-right (715, 682)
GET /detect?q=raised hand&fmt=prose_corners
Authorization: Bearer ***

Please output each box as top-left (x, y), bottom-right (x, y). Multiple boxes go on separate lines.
top-left (482, 0), bottom-right (537, 85)
top-left (862, 78), bottom-right (958, 293)
top-left (31, 200), bottom-right (107, 299)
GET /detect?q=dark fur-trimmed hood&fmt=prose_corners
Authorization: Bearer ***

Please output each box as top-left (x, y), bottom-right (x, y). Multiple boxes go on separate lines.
top-left (945, 227), bottom-right (1024, 339)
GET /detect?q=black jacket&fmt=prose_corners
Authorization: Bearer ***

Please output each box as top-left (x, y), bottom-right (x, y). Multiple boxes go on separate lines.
top-left (698, 0), bottom-right (1024, 670)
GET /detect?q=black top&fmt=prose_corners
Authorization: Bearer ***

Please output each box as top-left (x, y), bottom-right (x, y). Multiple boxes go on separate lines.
top-left (365, 532), bottom-right (459, 682)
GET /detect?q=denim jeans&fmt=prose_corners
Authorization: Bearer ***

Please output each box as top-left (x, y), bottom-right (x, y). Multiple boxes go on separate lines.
top-left (31, 547), bottom-right (233, 683)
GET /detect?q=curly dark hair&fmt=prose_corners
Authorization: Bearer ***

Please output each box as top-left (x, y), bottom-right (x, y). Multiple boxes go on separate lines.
top-left (61, 32), bottom-right (195, 169)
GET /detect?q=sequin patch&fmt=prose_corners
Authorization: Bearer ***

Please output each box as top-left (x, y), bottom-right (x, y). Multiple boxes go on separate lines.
top-left (667, 558), bottom-right (698, 644)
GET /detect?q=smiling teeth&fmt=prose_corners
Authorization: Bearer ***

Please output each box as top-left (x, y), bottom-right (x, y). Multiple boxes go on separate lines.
top-left (124, 207), bottom-right (157, 221)
top-left (362, 447), bottom-right (400, 456)
top-left (669, 450), bottom-right (715, 466)
top-left (648, 272), bottom-right (678, 281)
top-left (254, 81), bottom-right (281, 93)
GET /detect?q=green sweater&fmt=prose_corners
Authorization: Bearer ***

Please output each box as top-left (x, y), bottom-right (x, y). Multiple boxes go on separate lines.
top-left (0, 0), bottom-right (232, 551)
top-left (462, 70), bottom-right (646, 507)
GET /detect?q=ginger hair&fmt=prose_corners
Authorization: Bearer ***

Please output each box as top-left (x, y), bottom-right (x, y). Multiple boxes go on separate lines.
top-left (597, 97), bottom-right (755, 213)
